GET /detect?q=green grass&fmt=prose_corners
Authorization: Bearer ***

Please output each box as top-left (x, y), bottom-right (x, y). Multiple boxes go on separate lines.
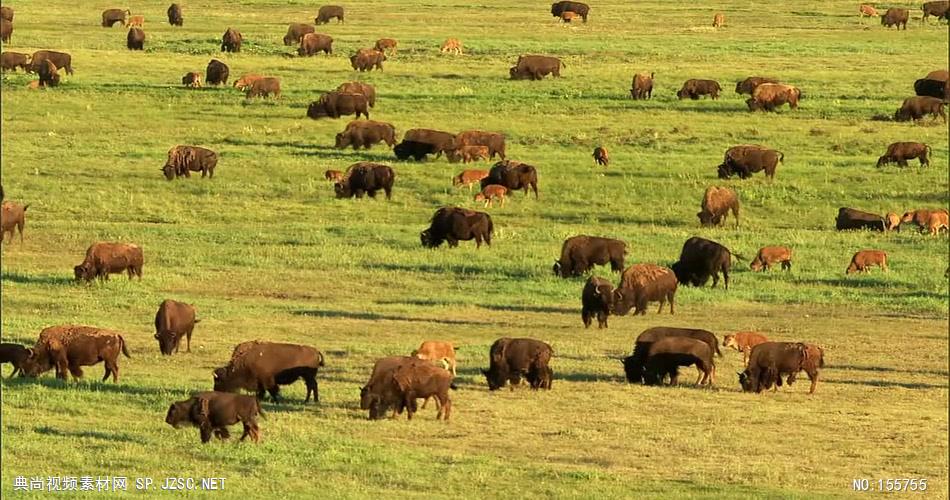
top-left (1, 0), bottom-right (948, 498)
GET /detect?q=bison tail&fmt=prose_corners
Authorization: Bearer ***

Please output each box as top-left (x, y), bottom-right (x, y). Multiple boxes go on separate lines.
top-left (119, 335), bottom-right (131, 358)
top-left (731, 252), bottom-right (746, 262)
top-left (193, 318), bottom-right (202, 324)
top-left (317, 351), bottom-right (325, 367)
top-left (22, 204), bottom-right (30, 212)
top-left (778, 151), bottom-right (785, 163)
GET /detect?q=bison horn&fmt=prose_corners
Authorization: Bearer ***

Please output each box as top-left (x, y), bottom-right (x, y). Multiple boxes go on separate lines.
top-left (154, 334), bottom-right (160, 339)
top-left (212, 371), bottom-right (219, 379)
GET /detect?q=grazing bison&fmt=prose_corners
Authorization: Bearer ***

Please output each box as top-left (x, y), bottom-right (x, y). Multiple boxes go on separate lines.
top-left (308, 92), bottom-right (369, 120)
top-left (213, 341), bottom-right (325, 403)
top-left (481, 160), bottom-right (538, 198)
top-left (846, 250), bottom-right (888, 274)
top-left (412, 341), bottom-right (457, 375)
top-left (750, 246), bottom-right (792, 271)
top-left (334, 162), bottom-right (395, 199)
top-left (102, 9), bottom-right (129, 27)
top-left (613, 264), bottom-right (677, 316)
top-left (1, 52), bottom-right (31, 72)
top-left (0, 18), bottom-right (10, 43)
top-left (483, 338), bottom-right (553, 390)
top-left (394, 140), bottom-right (437, 161)
top-left (551, 1), bottom-right (589, 22)
top-left (622, 327), bottom-right (721, 384)
top-left (127, 27), bottom-right (145, 50)
top-left (747, 83), bottom-right (801, 111)
top-left (21, 325), bottom-right (130, 382)
top-left (593, 146), bottom-right (609, 166)
top-left (671, 236), bottom-right (736, 289)
top-left (167, 4), bottom-right (183, 26)
top-left (440, 38), bottom-right (463, 55)
top-left (0, 343), bottom-right (30, 378)
top-left (162, 145), bottom-right (217, 180)
top-left (421, 207), bottom-right (493, 248)
top-left (859, 4), bottom-right (879, 17)
top-left (881, 7), bottom-right (909, 29)
top-left (246, 77), bottom-right (281, 99)
top-left (735, 76), bottom-right (779, 95)
top-left (166, 391), bottom-right (262, 443)
top-left (922, 1), bottom-right (950, 20)
top-left (877, 142), bottom-right (931, 168)
top-left (914, 78), bottom-right (947, 100)
top-left (718, 145), bottom-right (784, 179)
top-left (37, 60), bottom-right (60, 88)
top-left (335, 120), bottom-right (396, 150)
top-left (510, 55), bottom-right (563, 80)
top-left (474, 184), bottom-right (507, 208)
top-left (581, 276), bottom-right (615, 329)
top-left (630, 72), bottom-right (654, 99)
top-left (456, 130), bottom-right (506, 159)
top-left (447, 145), bottom-right (490, 163)
top-left (375, 38), bottom-right (397, 56)
top-left (351, 48), bottom-right (385, 71)
top-left (1, 201), bottom-right (28, 243)
top-left (553, 235), bottom-right (626, 278)
top-left (154, 299), bottom-right (199, 355)
top-left (405, 129), bottom-right (456, 156)
top-left (337, 81), bottom-right (376, 107)
top-left (894, 96), bottom-right (946, 122)
top-left (361, 357), bottom-right (419, 419)
top-left (453, 169), bottom-right (489, 190)
top-left (30, 50), bottom-right (73, 75)
top-left (205, 59), bottom-right (229, 86)
top-left (712, 13), bottom-right (724, 28)
top-left (676, 79), bottom-right (721, 100)
top-left (392, 361), bottom-right (455, 420)
top-left (835, 207), bottom-right (885, 231)
top-left (283, 23), bottom-right (315, 46)
top-left (643, 337), bottom-right (715, 386)
top-left (315, 5), bottom-right (344, 24)
top-left (182, 72), bottom-right (202, 88)
top-left (0, 6), bottom-right (12, 22)
top-left (739, 342), bottom-right (821, 394)
top-left (723, 331), bottom-right (769, 367)
top-left (221, 28), bottom-right (242, 52)
top-left (74, 242), bottom-right (143, 282)
top-left (698, 186), bottom-right (740, 228)
top-left (298, 32), bottom-right (333, 56)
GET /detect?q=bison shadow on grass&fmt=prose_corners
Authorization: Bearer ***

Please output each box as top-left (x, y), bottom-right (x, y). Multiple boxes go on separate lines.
top-left (291, 309), bottom-right (492, 327)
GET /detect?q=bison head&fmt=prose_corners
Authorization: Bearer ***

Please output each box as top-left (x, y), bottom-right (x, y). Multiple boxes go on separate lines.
top-left (165, 400), bottom-right (193, 427)
top-left (482, 366), bottom-right (509, 391)
top-left (17, 348), bottom-right (46, 377)
top-left (333, 182), bottom-right (352, 199)
top-left (551, 261), bottom-right (563, 277)
top-left (161, 164), bottom-right (177, 180)
top-left (697, 210), bottom-right (716, 226)
top-left (612, 289), bottom-right (636, 316)
top-left (875, 155), bottom-right (890, 168)
top-left (334, 133), bottom-right (350, 149)
top-left (420, 229), bottom-right (440, 248)
top-left (716, 163), bottom-right (733, 179)
top-left (211, 366), bottom-right (238, 392)
top-left (283, 34), bottom-right (295, 46)
top-left (74, 262), bottom-right (95, 282)
top-left (306, 102), bottom-right (327, 119)
top-left (750, 258), bottom-right (764, 272)
top-left (676, 89), bottom-right (686, 99)
top-left (746, 98), bottom-right (760, 111)
top-left (509, 67), bottom-right (521, 80)
top-left (738, 370), bottom-right (754, 392)
top-left (155, 331), bottom-right (178, 356)
top-left (621, 355), bottom-right (643, 383)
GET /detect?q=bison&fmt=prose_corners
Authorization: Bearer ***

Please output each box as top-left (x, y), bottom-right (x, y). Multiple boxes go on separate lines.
top-left (246, 77), bottom-right (281, 99)
top-left (205, 59), bottom-right (229, 86)
top-left (1, 52), bottom-right (31, 72)
top-left (126, 15), bottom-right (144, 28)
top-left (162, 145), bottom-right (217, 180)
top-left (642, 337), bottom-right (715, 386)
top-left (483, 338), bottom-right (553, 390)
top-left (30, 50), bottom-right (73, 75)
top-left (213, 341), bottom-right (325, 403)
top-left (510, 55), bottom-right (563, 80)
top-left (1, 201), bottom-right (28, 243)
top-left (283, 23), bottom-right (315, 46)
top-left (391, 361), bottom-right (454, 420)
top-left (127, 27), bottom-right (145, 50)
top-left (846, 250), bottom-right (888, 274)
top-left (37, 60), bottom-right (60, 88)
top-left (181, 72), bottom-right (202, 88)
top-left (375, 38), bottom-right (397, 56)
top-left (315, 5), bottom-right (344, 24)
top-left (21, 325), bottom-right (130, 382)
top-left (335, 120), bottom-right (396, 150)
top-left (0, 6), bottom-right (12, 22)
top-left (630, 72), bottom-right (654, 99)
top-left (622, 326), bottom-right (721, 384)
top-left (455, 130), bottom-right (506, 159)
top-left (914, 78), bottom-right (947, 100)
top-left (412, 341), bottom-right (457, 375)
top-left (750, 246), bottom-right (792, 271)
top-left (735, 76), bottom-right (779, 95)
top-left (74, 242), bottom-right (143, 282)
top-left (154, 299), bottom-right (199, 355)
top-left (167, 3), bottom-right (183, 26)
top-left (881, 7), bottom-right (909, 29)
top-left (307, 92), bottom-right (369, 119)
top-left (894, 96), bottom-right (946, 123)
top-left (394, 140), bottom-right (437, 161)
top-left (713, 13), bottom-right (724, 27)
top-left (474, 184), bottom-right (508, 208)
top-left (671, 236), bottom-right (736, 289)
top-left (166, 391), bottom-right (262, 443)
top-left (221, 27), bottom-right (242, 53)
top-left (404, 128), bottom-right (456, 156)
top-left (102, 8), bottom-right (129, 27)
top-left (334, 162), bottom-right (395, 199)
top-left (739, 342), bottom-right (822, 394)
top-left (859, 4), bottom-right (879, 17)
top-left (0, 343), bottom-right (30, 378)
top-left (835, 207), bottom-right (885, 231)
top-left (361, 356), bottom-right (422, 419)
top-left (447, 145), bottom-right (490, 163)
top-left (676, 79), bottom-right (721, 100)
top-left (581, 276), bottom-right (615, 328)
top-left (337, 81), bottom-right (375, 107)
top-left (698, 186), bottom-right (740, 228)
top-left (612, 264), bottom-right (677, 316)
top-left (0, 18), bottom-right (9, 44)
top-left (481, 160), bottom-right (538, 198)
top-left (593, 146), bottom-right (609, 166)
top-left (440, 38), bottom-right (463, 55)
top-left (718, 145), bottom-right (783, 179)
top-left (551, 1), bottom-right (589, 22)
top-left (421, 207), bottom-right (493, 248)
top-left (747, 83), bottom-right (801, 111)
top-left (298, 32), bottom-right (333, 56)
top-left (453, 169), bottom-right (489, 190)
top-left (350, 48), bottom-right (385, 71)
top-left (723, 331), bottom-right (769, 367)
top-left (553, 235), bottom-right (626, 278)
top-left (922, 1), bottom-right (949, 21)
top-left (877, 142), bottom-right (931, 168)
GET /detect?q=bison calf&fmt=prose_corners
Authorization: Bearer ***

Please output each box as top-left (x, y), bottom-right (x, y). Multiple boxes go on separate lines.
top-left (474, 184), bottom-right (508, 208)
top-left (723, 332), bottom-right (769, 367)
top-left (1, 201), bottom-right (28, 244)
top-left (0, 343), bottom-right (30, 377)
top-left (412, 341), bottom-right (457, 375)
top-left (453, 169), bottom-right (488, 190)
top-left (166, 391), bottom-right (262, 443)
top-left (592, 146), bottom-right (609, 167)
top-left (846, 250), bottom-right (888, 274)
top-left (750, 246), bottom-right (792, 271)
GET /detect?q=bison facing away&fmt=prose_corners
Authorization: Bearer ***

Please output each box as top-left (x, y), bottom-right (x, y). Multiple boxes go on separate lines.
top-left (698, 186), bottom-right (740, 228)
top-left (163, 145), bottom-right (218, 180)
top-left (613, 264), bottom-right (677, 316)
top-left (166, 391), bottom-right (262, 443)
top-left (877, 142), bottom-right (931, 168)
top-left (21, 325), bottom-right (131, 382)
top-left (421, 207), bottom-right (493, 248)
top-left (483, 338), bottom-right (553, 390)
top-left (74, 242), bottom-right (143, 283)
top-left (553, 235), bottom-right (626, 278)
top-left (126, 27), bottom-right (145, 50)
top-left (361, 356), bottom-right (421, 419)
top-left (214, 341), bottom-right (325, 403)
top-left (167, 4), bottom-right (183, 26)
top-left (154, 299), bottom-right (199, 355)
top-left (412, 341), bottom-right (457, 375)
top-left (334, 162), bottom-right (395, 199)
top-left (671, 236), bottom-right (736, 289)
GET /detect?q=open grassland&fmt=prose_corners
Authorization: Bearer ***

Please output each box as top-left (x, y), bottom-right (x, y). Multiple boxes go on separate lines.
top-left (1, 0), bottom-right (948, 498)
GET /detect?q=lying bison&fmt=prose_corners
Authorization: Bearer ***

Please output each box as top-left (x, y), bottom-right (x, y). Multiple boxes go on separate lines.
top-left (622, 326), bottom-right (720, 384)
top-left (894, 96), bottom-right (946, 123)
top-left (718, 145), bottom-right (783, 179)
top-left (553, 235), bottom-right (626, 278)
top-left (483, 337), bottom-right (553, 390)
top-left (74, 242), bottom-right (143, 282)
top-left (877, 142), bottom-right (931, 168)
top-left (676, 79), bottom-right (721, 100)
top-left (308, 91), bottom-right (369, 119)
top-left (421, 206), bottom-right (493, 248)
top-left (166, 391), bottom-right (262, 443)
top-left (481, 160), bottom-right (538, 198)
top-left (510, 55), bottom-right (563, 80)
top-left (613, 264), bottom-right (677, 316)
top-left (835, 207), bottom-right (885, 231)
top-left (163, 145), bottom-right (217, 180)
top-left (698, 186), bottom-right (740, 228)
top-left (671, 236), bottom-right (737, 289)
top-left (335, 162), bottom-right (395, 199)
top-left (213, 340), bottom-right (325, 403)
top-left (335, 120), bottom-right (396, 150)
top-left (154, 299), bottom-right (199, 355)
top-left (551, 1), bottom-right (589, 22)
top-left (21, 325), bottom-right (130, 382)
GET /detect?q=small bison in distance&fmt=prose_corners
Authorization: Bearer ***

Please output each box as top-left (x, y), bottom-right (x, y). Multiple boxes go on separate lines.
top-left (713, 13), bottom-right (725, 28)
top-left (676, 79), bottom-right (721, 100)
top-left (630, 72), bottom-right (654, 99)
top-left (622, 327), bottom-right (721, 384)
top-left (166, 391), bottom-right (262, 443)
top-left (421, 207), bottom-right (493, 248)
top-left (308, 92), bottom-right (369, 120)
top-left (750, 246), bottom-right (792, 271)
top-left (643, 337), bottom-right (715, 386)
top-left (335, 120), bottom-right (396, 150)
top-left (881, 8), bottom-right (909, 29)
top-left (859, 4), bottom-right (879, 17)
top-left (351, 49), bottom-right (385, 71)
top-left (440, 38), bottom-right (463, 55)
top-left (553, 235), bottom-right (626, 278)
top-left (877, 142), bottom-right (931, 168)
top-left (922, 1), bottom-right (949, 21)
top-left (127, 27), bottom-right (145, 50)
top-left (456, 130), bottom-right (506, 159)
top-left (375, 38), bottom-right (398, 56)
top-left (334, 162), bottom-right (395, 199)
top-left (21, 325), bottom-right (131, 382)
top-left (698, 186), bottom-right (740, 228)
top-left (672, 236), bottom-right (737, 289)
top-left (102, 9), bottom-right (129, 27)
top-left (283, 23), bottom-right (315, 46)
top-left (213, 341), bottom-right (325, 403)
top-left (484, 338), bottom-right (553, 390)
top-left (747, 83), bottom-right (801, 112)
top-left (510, 55), bottom-right (563, 80)
top-left (74, 242), bottom-right (143, 283)
top-left (551, 1), bottom-right (590, 22)
top-left (846, 250), bottom-right (888, 274)
top-left (612, 264), bottom-right (678, 316)
top-left (205, 59), bottom-right (229, 86)
top-left (482, 160), bottom-right (538, 198)
top-left (914, 78), bottom-right (948, 100)
top-left (221, 28), bottom-right (242, 53)
top-left (167, 4), bottom-right (183, 26)
top-left (894, 96), bottom-right (946, 123)
top-left (154, 299), bottom-right (199, 355)
top-left (181, 72), bottom-right (202, 88)
top-left (581, 276), bottom-right (615, 328)
top-left (316, 5), bottom-right (345, 24)
top-left (0, 343), bottom-right (30, 378)
top-left (1, 52), bottom-right (31, 72)
top-left (298, 33), bottom-right (333, 56)
top-left (163, 145), bottom-right (218, 180)
top-left (1, 201), bottom-right (28, 244)
top-left (836, 207), bottom-right (885, 231)
top-left (735, 76), bottom-right (779, 95)
top-left (592, 146), bottom-right (609, 166)
top-left (719, 145), bottom-right (783, 179)
top-left (723, 331), bottom-right (769, 367)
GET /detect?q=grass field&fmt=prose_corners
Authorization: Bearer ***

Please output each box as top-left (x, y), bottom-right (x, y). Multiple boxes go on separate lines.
top-left (1, 0), bottom-right (948, 498)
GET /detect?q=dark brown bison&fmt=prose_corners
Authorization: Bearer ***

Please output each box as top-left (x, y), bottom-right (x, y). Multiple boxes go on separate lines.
top-left (481, 160), bottom-right (538, 198)
top-left (735, 76), bottom-right (779, 95)
top-left (307, 92), bottom-right (369, 119)
top-left (630, 72), bottom-right (654, 99)
top-left (351, 48), bottom-right (385, 71)
top-left (221, 27), bottom-right (242, 52)
top-left (739, 342), bottom-right (821, 394)
top-left (167, 4), bottom-right (183, 26)
top-left (335, 120), bottom-right (396, 150)
top-left (922, 1), bottom-right (949, 21)
top-left (676, 79), bottom-right (721, 99)
top-left (337, 81), bottom-right (376, 107)
top-left (455, 130), bottom-right (506, 159)
top-left (1, 201), bottom-right (28, 243)
top-left (361, 356), bottom-right (423, 419)
top-left (894, 96), bottom-right (946, 122)
top-left (421, 206), bottom-right (493, 248)
top-left (213, 341), bottom-right (325, 403)
top-left (334, 162), bottom-right (395, 199)
top-left (642, 337), bottom-right (715, 386)
top-left (315, 5), bottom-right (344, 24)
top-left (74, 242), bottom-right (143, 282)
top-left (166, 391), bottom-right (262, 443)
top-left (154, 299), bottom-right (199, 355)
top-left (613, 264), bottom-right (677, 316)
top-left (593, 146), bottom-right (609, 166)
top-left (0, 343), bottom-right (30, 377)
top-left (298, 32), bottom-right (333, 56)
top-left (21, 325), bottom-right (130, 382)
top-left (718, 145), bottom-right (784, 179)
top-left (914, 78), bottom-right (947, 100)
top-left (581, 276), bottom-right (615, 328)
top-left (391, 361), bottom-right (454, 420)
top-left (1, 52), bottom-right (31, 72)
top-left (102, 8), bottom-right (129, 27)
top-left (551, 1), bottom-right (589, 22)
top-left (205, 59), bottom-right (229, 85)
top-left (0, 6), bottom-right (12, 22)
top-left (835, 207), bottom-right (885, 231)
top-left (621, 326), bottom-right (721, 384)
top-left (510, 55), bottom-right (563, 80)
top-left (553, 235), bottom-right (626, 278)
top-left (245, 77), bottom-right (280, 99)
top-left (394, 140), bottom-right (436, 161)
top-left (404, 129), bottom-right (456, 157)
top-left (750, 246), bottom-right (792, 271)
top-left (483, 338), bottom-right (553, 390)
top-left (0, 18), bottom-right (10, 43)
top-left (698, 186), bottom-right (740, 228)
top-left (881, 7), bottom-right (909, 29)
top-left (747, 83), bottom-right (801, 111)
top-left (30, 50), bottom-right (73, 75)
top-left (162, 145), bottom-right (217, 180)
top-left (671, 236), bottom-right (736, 289)
top-left (126, 27), bottom-right (145, 50)
top-left (283, 23), bottom-right (315, 46)
top-left (877, 142), bottom-right (931, 168)
top-left (37, 60), bottom-right (60, 88)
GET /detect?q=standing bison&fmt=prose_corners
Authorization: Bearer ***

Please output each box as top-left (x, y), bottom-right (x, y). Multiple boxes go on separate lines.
top-left (334, 162), bottom-right (395, 199)
top-left (74, 242), bottom-right (143, 282)
top-left (553, 235), bottom-right (626, 277)
top-left (167, 4), bottom-right (183, 26)
top-left (213, 341), bottom-right (325, 403)
top-left (21, 325), bottom-right (131, 382)
top-left (747, 83), bottom-right (801, 111)
top-left (551, 1), bottom-right (589, 22)
top-left (221, 28), bottom-right (242, 52)
top-left (1, 52), bottom-right (31, 72)
top-left (420, 207), bottom-right (493, 248)
top-left (613, 264), bottom-right (678, 316)
top-left (581, 276), bottom-right (616, 329)
top-left (876, 142), bottom-right (931, 168)
top-left (30, 50), bottom-right (73, 75)
top-left (298, 33), bottom-right (333, 56)
top-left (894, 96), bottom-right (946, 122)
top-left (621, 327), bottom-right (720, 384)
top-left (166, 391), bottom-right (262, 443)
top-left (676, 79), bottom-right (721, 99)
top-left (739, 342), bottom-right (822, 394)
top-left (315, 5), bottom-right (344, 24)
top-left (671, 236), bottom-right (736, 289)
top-left (102, 9), bottom-right (129, 27)
top-left (455, 130), bottom-right (506, 159)
top-left (881, 8), bottom-right (909, 29)
top-left (162, 145), bottom-right (218, 180)
top-left (126, 27), bottom-right (145, 50)
top-left (1, 18), bottom-right (11, 43)
top-left (510, 55), bottom-right (563, 80)
top-left (914, 78), bottom-right (948, 100)
top-left (642, 337), bottom-right (716, 386)
top-left (350, 49), bottom-right (385, 71)
top-left (337, 81), bottom-right (376, 107)
top-left (481, 160), bottom-right (538, 198)
top-left (698, 186), bottom-right (740, 228)
top-left (283, 23), bottom-right (315, 46)
top-left (1, 201), bottom-right (29, 244)
top-left (335, 120), bottom-right (396, 150)
top-left (308, 91), bottom-right (369, 119)
top-left (630, 72), bottom-right (654, 99)
top-left (154, 299), bottom-right (199, 355)
top-left (922, 1), bottom-right (949, 21)
top-left (483, 338), bottom-right (553, 390)
top-left (735, 76), bottom-right (779, 95)
top-left (718, 145), bottom-right (784, 179)
top-left (205, 59), bottom-right (229, 86)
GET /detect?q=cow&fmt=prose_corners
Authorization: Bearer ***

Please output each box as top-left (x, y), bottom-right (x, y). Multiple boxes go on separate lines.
top-left (750, 246), bottom-right (792, 271)
top-left (483, 338), bottom-right (553, 390)
top-left (335, 120), bottom-right (396, 150)
top-left (30, 50), bottom-right (73, 75)
top-left (334, 162), bottom-right (395, 199)
top-left (914, 78), bottom-right (947, 100)
top-left (642, 337), bottom-right (715, 386)
top-left (551, 1), bottom-right (590, 22)
top-left (337, 81), bottom-right (376, 107)
top-left (162, 145), bottom-right (217, 180)
top-left (581, 276), bottom-right (615, 329)
top-left (0, 343), bottom-right (30, 377)
top-left (412, 341), bottom-right (457, 375)
top-left (246, 77), bottom-right (281, 99)
top-left (0, 201), bottom-right (28, 244)
top-left (392, 361), bottom-right (455, 421)
top-left (739, 342), bottom-right (821, 394)
top-left (475, 185), bottom-right (508, 208)
top-left (298, 33), bottom-right (333, 56)
top-left (167, 4), bottom-right (183, 26)
top-left (452, 169), bottom-right (489, 190)
top-left (283, 23), bottom-right (315, 46)
top-left (324, 169), bottom-right (344, 182)
top-left (884, 212), bottom-right (901, 231)
top-left (440, 38), bottom-right (463, 55)
top-left (859, 4), bottom-right (879, 17)
top-left (747, 83), bottom-right (801, 111)
top-left (894, 96), bottom-right (946, 123)
top-left (394, 141), bottom-right (436, 161)
top-left (74, 242), bottom-right (143, 282)
top-left (592, 146), bottom-right (609, 166)
top-left (126, 15), bottom-right (144, 28)
top-left (735, 76), bottom-right (780, 95)
top-left (698, 186), bottom-right (740, 228)
top-left (671, 236), bottom-right (736, 289)
top-left (37, 60), bottom-right (60, 88)
top-left (102, 9), bottom-right (129, 27)
top-left (350, 49), bottom-right (385, 72)
top-left (881, 7), bottom-right (909, 29)
top-left (405, 129), bottom-right (456, 156)
top-left (154, 299), bottom-right (199, 355)
top-left (166, 391), bottom-right (262, 443)
top-left (0, 18), bottom-right (9, 43)
top-left (421, 207), bottom-right (493, 248)
top-left (0, 6), bottom-right (12, 22)
top-left (612, 264), bottom-right (677, 316)
top-left (361, 356), bottom-right (423, 419)
top-left (877, 142), bottom-right (931, 168)
top-left (456, 130), bottom-right (506, 159)
top-left (846, 250), bottom-right (888, 274)
top-left (622, 327), bottom-right (720, 384)
top-left (835, 207), bottom-right (885, 231)
top-left (630, 72), bottom-right (654, 99)
top-left (553, 235), bottom-right (626, 278)
top-left (126, 28), bottom-right (145, 50)
top-left (560, 11), bottom-right (578, 22)
top-left (713, 13), bottom-right (724, 28)
top-left (447, 145), bottom-right (490, 163)
top-left (676, 79), bottom-right (721, 100)
top-left (1, 52), bottom-right (31, 72)
top-left (205, 59), bottom-right (229, 86)
top-left (510, 55), bottom-right (563, 80)
top-left (20, 325), bottom-right (130, 382)
top-left (922, 1), bottom-right (950, 21)
top-left (221, 28), bottom-right (242, 53)
top-left (481, 160), bottom-right (538, 198)
top-left (181, 72), bottom-right (202, 88)
top-left (307, 92), bottom-right (369, 119)
top-left (723, 331), bottom-right (769, 367)
top-left (718, 145), bottom-right (784, 179)
top-left (375, 38), bottom-right (397, 56)
top-left (213, 340), bottom-right (325, 403)
top-left (315, 5), bottom-right (344, 24)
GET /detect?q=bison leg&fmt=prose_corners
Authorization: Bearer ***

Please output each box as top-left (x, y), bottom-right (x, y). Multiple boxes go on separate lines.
top-left (439, 396), bottom-right (451, 421)
top-left (304, 371), bottom-right (319, 403)
top-left (711, 272), bottom-right (719, 288)
top-left (581, 309), bottom-right (592, 328)
top-left (807, 370), bottom-right (819, 394)
top-left (597, 310), bottom-right (608, 328)
top-left (897, 158), bottom-right (908, 168)
top-left (668, 292), bottom-right (675, 314)
top-left (267, 385), bottom-right (282, 403)
top-left (215, 427), bottom-right (231, 440)
top-left (722, 268), bottom-right (729, 290)
top-left (185, 329), bottom-right (192, 353)
top-left (68, 364), bottom-right (84, 380)
top-left (781, 260), bottom-right (792, 271)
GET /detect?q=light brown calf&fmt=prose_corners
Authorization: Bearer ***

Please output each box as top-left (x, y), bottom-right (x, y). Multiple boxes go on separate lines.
top-left (233, 73), bottom-right (263, 91)
top-left (926, 211), bottom-right (949, 236)
top-left (374, 38), bottom-right (397, 56)
top-left (449, 145), bottom-right (490, 164)
top-left (182, 72), bottom-right (202, 88)
top-left (324, 169), bottom-right (344, 182)
top-left (846, 250), bottom-right (888, 274)
top-left (723, 331), bottom-right (769, 367)
top-left (440, 38), bottom-right (462, 55)
top-left (452, 169), bottom-right (489, 191)
top-left (713, 13), bottom-right (724, 27)
top-left (411, 341), bottom-right (457, 375)
top-left (901, 208), bottom-right (949, 233)
top-left (475, 184), bottom-right (508, 208)
top-left (126, 15), bottom-right (144, 27)
top-left (884, 212), bottom-right (900, 231)
top-left (1, 201), bottom-right (28, 244)
top-left (561, 11), bottom-right (578, 22)
top-left (750, 246), bottom-right (792, 271)
top-left (859, 4), bottom-right (879, 17)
